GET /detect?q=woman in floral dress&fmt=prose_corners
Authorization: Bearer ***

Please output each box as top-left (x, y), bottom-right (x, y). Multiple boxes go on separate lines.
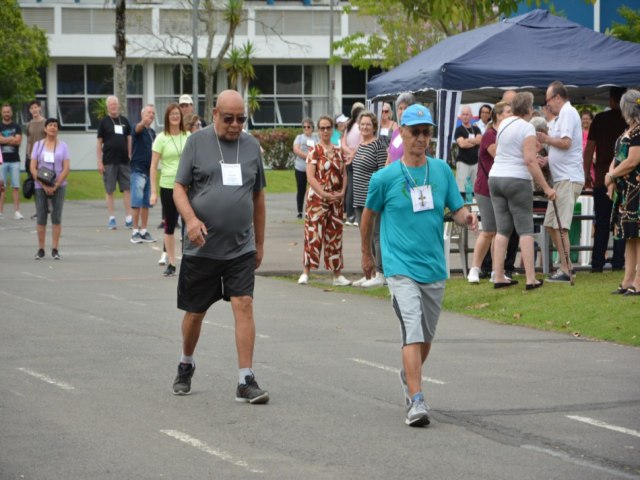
top-left (298, 115), bottom-right (351, 287)
top-left (605, 89), bottom-right (640, 296)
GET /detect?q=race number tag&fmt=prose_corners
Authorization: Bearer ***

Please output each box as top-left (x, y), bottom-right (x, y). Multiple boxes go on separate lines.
top-left (43, 151), bottom-right (55, 164)
top-left (380, 128), bottom-right (389, 136)
top-left (410, 186), bottom-right (433, 212)
top-left (114, 125), bottom-right (124, 135)
top-left (392, 135), bottom-right (403, 148)
top-left (306, 140), bottom-right (315, 148)
top-left (221, 163), bottom-right (242, 186)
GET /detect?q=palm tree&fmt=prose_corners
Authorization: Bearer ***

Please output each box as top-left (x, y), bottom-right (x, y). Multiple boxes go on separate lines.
top-left (223, 40), bottom-right (256, 97)
top-left (247, 86), bottom-right (261, 119)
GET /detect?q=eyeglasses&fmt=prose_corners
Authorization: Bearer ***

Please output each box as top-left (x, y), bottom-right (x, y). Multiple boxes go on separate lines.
top-left (360, 123), bottom-right (373, 128)
top-left (545, 94), bottom-right (557, 105)
top-left (408, 127), bottom-right (431, 138)
top-left (382, 109), bottom-right (390, 113)
top-left (219, 112), bottom-right (248, 125)
top-left (318, 126), bottom-right (332, 131)
top-left (303, 125), bottom-right (313, 129)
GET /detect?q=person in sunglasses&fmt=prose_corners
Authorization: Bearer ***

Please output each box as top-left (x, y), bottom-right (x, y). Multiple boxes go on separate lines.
top-left (360, 104), bottom-right (478, 427)
top-left (378, 102), bottom-right (398, 144)
top-left (171, 90), bottom-right (268, 404)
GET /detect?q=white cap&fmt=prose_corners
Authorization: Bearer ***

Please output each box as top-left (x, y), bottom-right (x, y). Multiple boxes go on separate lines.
top-left (179, 94), bottom-right (193, 105)
top-left (335, 114), bottom-right (349, 124)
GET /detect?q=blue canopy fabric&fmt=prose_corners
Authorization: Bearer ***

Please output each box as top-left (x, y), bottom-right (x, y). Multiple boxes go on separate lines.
top-left (367, 9), bottom-right (640, 104)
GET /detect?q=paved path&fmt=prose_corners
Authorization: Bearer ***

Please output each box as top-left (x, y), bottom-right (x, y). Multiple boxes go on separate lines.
top-left (1, 195), bottom-right (639, 479)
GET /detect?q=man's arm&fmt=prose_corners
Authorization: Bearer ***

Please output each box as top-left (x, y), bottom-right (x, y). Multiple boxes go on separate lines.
top-left (360, 207), bottom-right (377, 278)
top-left (253, 189), bottom-right (266, 269)
top-left (0, 133), bottom-right (22, 146)
top-left (96, 138), bottom-right (105, 174)
top-left (583, 139), bottom-right (596, 189)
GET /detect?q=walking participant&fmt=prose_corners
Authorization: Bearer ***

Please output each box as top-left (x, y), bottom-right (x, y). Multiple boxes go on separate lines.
top-left (171, 90), bottom-right (269, 403)
top-left (0, 104), bottom-right (24, 219)
top-left (360, 104), bottom-right (477, 426)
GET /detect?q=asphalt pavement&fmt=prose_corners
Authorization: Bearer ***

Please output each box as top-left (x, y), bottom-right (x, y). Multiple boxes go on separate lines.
top-left (1, 193), bottom-right (639, 479)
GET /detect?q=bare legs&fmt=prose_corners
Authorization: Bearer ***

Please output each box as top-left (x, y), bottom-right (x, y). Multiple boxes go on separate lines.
top-left (403, 343), bottom-right (431, 397)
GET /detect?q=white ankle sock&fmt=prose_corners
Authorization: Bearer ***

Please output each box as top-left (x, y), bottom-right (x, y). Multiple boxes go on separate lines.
top-left (239, 368), bottom-right (253, 384)
top-left (180, 354), bottom-right (194, 365)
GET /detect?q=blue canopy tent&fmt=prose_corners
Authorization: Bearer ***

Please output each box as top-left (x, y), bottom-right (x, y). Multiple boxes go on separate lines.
top-left (367, 9), bottom-right (640, 163)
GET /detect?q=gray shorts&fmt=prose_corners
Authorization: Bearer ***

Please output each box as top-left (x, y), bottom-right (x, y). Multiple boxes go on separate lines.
top-left (34, 186), bottom-right (65, 225)
top-left (475, 193), bottom-right (496, 233)
top-left (387, 275), bottom-right (445, 345)
top-left (103, 163), bottom-right (131, 194)
top-left (488, 177), bottom-right (534, 236)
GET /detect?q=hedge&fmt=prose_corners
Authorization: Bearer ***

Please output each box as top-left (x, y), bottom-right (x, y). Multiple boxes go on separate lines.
top-left (252, 127), bottom-right (299, 170)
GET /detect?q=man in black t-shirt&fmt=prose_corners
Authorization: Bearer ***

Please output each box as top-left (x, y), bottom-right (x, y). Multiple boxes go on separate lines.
top-left (96, 96), bottom-right (133, 230)
top-left (454, 105), bottom-right (482, 198)
top-left (0, 104), bottom-right (24, 219)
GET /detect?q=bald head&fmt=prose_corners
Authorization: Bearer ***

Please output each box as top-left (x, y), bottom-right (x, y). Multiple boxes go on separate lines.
top-left (213, 89), bottom-right (247, 141)
top-left (501, 90), bottom-right (516, 105)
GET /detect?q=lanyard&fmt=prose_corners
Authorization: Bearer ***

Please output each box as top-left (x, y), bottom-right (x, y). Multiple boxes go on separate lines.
top-left (215, 133), bottom-right (240, 164)
top-left (169, 133), bottom-right (184, 156)
top-left (400, 159), bottom-right (429, 191)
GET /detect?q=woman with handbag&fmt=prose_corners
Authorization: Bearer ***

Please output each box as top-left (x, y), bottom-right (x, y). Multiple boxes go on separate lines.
top-left (30, 118), bottom-right (70, 260)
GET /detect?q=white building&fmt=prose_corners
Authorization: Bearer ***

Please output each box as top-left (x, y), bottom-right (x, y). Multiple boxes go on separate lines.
top-left (19, 0), bottom-right (382, 168)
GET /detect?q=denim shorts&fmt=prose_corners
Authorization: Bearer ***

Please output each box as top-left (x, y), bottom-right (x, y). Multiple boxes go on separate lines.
top-left (130, 171), bottom-right (151, 209)
top-left (1, 162), bottom-right (21, 188)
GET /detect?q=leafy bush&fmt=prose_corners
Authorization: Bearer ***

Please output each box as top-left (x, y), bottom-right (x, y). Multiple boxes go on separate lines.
top-left (252, 127), bottom-right (299, 170)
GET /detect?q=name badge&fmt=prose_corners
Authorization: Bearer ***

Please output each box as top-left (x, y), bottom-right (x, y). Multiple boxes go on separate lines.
top-left (306, 140), bottom-right (315, 148)
top-left (43, 151), bottom-right (55, 164)
top-left (380, 128), bottom-right (389, 136)
top-left (114, 125), bottom-right (124, 135)
top-left (410, 186), bottom-right (434, 212)
top-left (468, 133), bottom-right (475, 139)
top-left (392, 135), bottom-right (403, 148)
top-left (221, 163), bottom-right (242, 186)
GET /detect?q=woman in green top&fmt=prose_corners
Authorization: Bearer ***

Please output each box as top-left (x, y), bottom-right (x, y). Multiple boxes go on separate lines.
top-left (150, 103), bottom-right (190, 276)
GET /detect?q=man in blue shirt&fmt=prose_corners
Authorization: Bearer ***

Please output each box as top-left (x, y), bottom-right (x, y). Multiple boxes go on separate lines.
top-left (360, 104), bottom-right (477, 427)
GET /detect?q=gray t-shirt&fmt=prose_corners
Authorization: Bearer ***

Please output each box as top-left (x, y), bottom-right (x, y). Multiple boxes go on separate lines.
top-left (175, 126), bottom-right (266, 260)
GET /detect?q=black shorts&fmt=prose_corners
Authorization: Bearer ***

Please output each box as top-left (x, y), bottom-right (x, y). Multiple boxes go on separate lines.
top-left (177, 252), bottom-right (256, 313)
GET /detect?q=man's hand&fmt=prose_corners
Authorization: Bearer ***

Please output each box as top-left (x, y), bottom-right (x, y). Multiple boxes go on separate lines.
top-left (255, 244), bottom-right (264, 270)
top-left (362, 252), bottom-right (375, 279)
top-left (97, 160), bottom-right (105, 175)
top-left (186, 217), bottom-right (208, 247)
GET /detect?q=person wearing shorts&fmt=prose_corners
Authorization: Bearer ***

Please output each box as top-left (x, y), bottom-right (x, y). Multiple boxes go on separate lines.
top-left (538, 81), bottom-right (585, 282)
top-left (171, 90), bottom-right (269, 404)
top-left (0, 104), bottom-right (24, 219)
top-left (96, 96), bottom-right (133, 230)
top-left (360, 104), bottom-right (477, 427)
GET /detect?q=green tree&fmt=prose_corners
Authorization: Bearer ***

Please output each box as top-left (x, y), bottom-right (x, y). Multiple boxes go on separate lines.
top-left (0, 0), bottom-right (49, 105)
top-left (610, 6), bottom-right (640, 43)
top-left (223, 41), bottom-right (257, 96)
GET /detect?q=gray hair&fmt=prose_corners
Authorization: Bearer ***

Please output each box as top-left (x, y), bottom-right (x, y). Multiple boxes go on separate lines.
top-left (620, 89), bottom-right (640, 125)
top-left (511, 92), bottom-right (534, 117)
top-left (396, 92), bottom-right (416, 108)
top-left (530, 116), bottom-right (548, 134)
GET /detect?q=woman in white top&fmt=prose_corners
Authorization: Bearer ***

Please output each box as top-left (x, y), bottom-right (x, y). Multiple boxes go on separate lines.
top-left (292, 118), bottom-right (319, 219)
top-left (488, 92), bottom-right (556, 290)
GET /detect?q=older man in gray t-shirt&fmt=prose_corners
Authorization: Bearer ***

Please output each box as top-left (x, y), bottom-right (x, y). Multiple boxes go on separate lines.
top-left (172, 90), bottom-right (269, 404)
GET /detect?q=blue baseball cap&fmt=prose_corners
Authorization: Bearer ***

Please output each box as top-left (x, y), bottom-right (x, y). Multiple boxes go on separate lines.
top-left (400, 104), bottom-right (436, 127)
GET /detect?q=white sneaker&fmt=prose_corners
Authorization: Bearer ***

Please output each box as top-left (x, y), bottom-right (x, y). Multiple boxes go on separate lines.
top-left (362, 273), bottom-right (385, 288)
top-left (490, 271), bottom-right (511, 283)
top-left (298, 273), bottom-right (308, 285)
top-left (158, 252), bottom-right (168, 266)
top-left (332, 275), bottom-right (351, 286)
top-left (14, 211), bottom-right (24, 220)
top-left (467, 266), bottom-right (481, 283)
top-left (352, 276), bottom-right (368, 287)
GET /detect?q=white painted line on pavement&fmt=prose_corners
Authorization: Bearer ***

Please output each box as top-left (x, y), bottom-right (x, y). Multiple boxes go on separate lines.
top-left (160, 430), bottom-right (264, 474)
top-left (566, 415), bottom-right (640, 438)
top-left (521, 444), bottom-right (638, 479)
top-left (18, 368), bottom-right (75, 391)
top-left (0, 290), bottom-right (49, 306)
top-left (21, 272), bottom-right (54, 282)
top-left (204, 321), bottom-right (270, 339)
top-left (350, 358), bottom-right (447, 385)
top-left (99, 293), bottom-right (147, 307)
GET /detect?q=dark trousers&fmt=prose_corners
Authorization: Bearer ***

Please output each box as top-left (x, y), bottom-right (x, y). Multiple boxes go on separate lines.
top-left (481, 230), bottom-right (520, 274)
top-left (345, 163), bottom-right (355, 219)
top-left (592, 186), bottom-right (625, 269)
top-left (295, 169), bottom-right (307, 214)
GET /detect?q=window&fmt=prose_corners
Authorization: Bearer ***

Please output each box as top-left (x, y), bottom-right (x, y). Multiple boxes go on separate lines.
top-left (341, 65), bottom-right (382, 115)
top-left (250, 64), bottom-right (329, 127)
top-left (56, 64), bottom-right (143, 130)
top-left (154, 64), bottom-right (208, 127)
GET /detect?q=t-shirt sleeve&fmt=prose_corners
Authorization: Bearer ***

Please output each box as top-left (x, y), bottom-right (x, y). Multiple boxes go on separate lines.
top-left (174, 134), bottom-right (193, 186)
top-left (254, 155), bottom-right (266, 193)
top-left (556, 109), bottom-right (576, 140)
top-left (454, 125), bottom-right (465, 140)
top-left (152, 133), bottom-right (164, 154)
top-left (630, 135), bottom-right (640, 148)
top-left (97, 119), bottom-right (106, 139)
top-left (60, 142), bottom-right (70, 161)
top-left (293, 134), bottom-right (302, 149)
top-left (365, 170), bottom-right (384, 213)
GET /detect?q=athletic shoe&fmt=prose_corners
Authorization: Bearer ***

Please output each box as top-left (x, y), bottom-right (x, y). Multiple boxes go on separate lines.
top-left (51, 249), bottom-right (60, 260)
top-left (157, 220), bottom-right (165, 230)
top-left (406, 397), bottom-right (431, 427)
top-left (296, 212), bottom-right (303, 219)
top-left (14, 211), bottom-right (24, 220)
top-left (344, 220), bottom-right (353, 226)
top-left (467, 266), bottom-right (481, 284)
top-left (399, 369), bottom-right (411, 407)
top-left (139, 231), bottom-right (157, 243)
top-left (163, 264), bottom-right (176, 277)
top-left (30, 213), bottom-right (37, 220)
top-left (332, 275), bottom-right (352, 287)
top-left (125, 219), bottom-right (133, 229)
top-left (547, 269), bottom-right (571, 283)
top-left (297, 273), bottom-right (308, 285)
top-left (108, 217), bottom-right (117, 230)
top-left (158, 252), bottom-right (168, 266)
top-left (35, 248), bottom-right (45, 260)
top-left (362, 273), bottom-right (385, 288)
top-left (173, 362), bottom-right (195, 395)
top-left (130, 232), bottom-right (143, 244)
top-left (352, 276), bottom-right (368, 287)
top-left (235, 375), bottom-right (269, 404)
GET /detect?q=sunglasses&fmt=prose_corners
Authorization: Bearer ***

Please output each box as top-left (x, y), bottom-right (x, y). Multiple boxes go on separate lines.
top-left (408, 127), bottom-right (431, 138)
top-left (303, 125), bottom-right (313, 129)
top-left (318, 126), bottom-right (332, 131)
top-left (382, 109), bottom-right (390, 113)
top-left (219, 112), bottom-right (248, 125)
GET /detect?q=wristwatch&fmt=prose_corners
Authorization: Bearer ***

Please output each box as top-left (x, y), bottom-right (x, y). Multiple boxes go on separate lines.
top-left (606, 173), bottom-right (617, 181)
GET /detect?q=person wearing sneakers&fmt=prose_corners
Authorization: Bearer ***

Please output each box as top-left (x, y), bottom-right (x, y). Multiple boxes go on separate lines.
top-left (298, 115), bottom-right (351, 287)
top-left (360, 104), bottom-right (478, 427)
top-left (129, 104), bottom-right (157, 245)
top-left (171, 90), bottom-right (269, 403)
top-left (150, 103), bottom-right (189, 277)
top-left (0, 104), bottom-right (24, 220)
top-left (30, 118), bottom-right (70, 260)
top-left (96, 96), bottom-right (133, 230)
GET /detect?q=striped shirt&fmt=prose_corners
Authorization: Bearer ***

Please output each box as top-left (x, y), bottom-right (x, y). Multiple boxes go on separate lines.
top-left (352, 138), bottom-right (387, 207)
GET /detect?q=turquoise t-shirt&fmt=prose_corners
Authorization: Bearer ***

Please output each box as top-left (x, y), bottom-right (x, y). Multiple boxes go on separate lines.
top-left (365, 158), bottom-right (463, 283)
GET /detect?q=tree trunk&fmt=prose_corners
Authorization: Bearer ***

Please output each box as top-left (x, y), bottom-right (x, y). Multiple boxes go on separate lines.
top-left (114, 0), bottom-right (127, 116)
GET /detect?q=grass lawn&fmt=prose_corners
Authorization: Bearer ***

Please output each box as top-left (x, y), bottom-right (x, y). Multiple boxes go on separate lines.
top-left (282, 271), bottom-right (640, 347)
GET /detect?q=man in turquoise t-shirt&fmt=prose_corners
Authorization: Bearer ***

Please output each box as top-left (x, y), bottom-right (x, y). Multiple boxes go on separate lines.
top-left (361, 104), bottom-right (477, 427)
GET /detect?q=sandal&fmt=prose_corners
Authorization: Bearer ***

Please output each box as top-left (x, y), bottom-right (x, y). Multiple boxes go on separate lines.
top-left (612, 284), bottom-right (629, 295)
top-left (494, 280), bottom-right (519, 289)
top-left (623, 286), bottom-right (640, 296)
